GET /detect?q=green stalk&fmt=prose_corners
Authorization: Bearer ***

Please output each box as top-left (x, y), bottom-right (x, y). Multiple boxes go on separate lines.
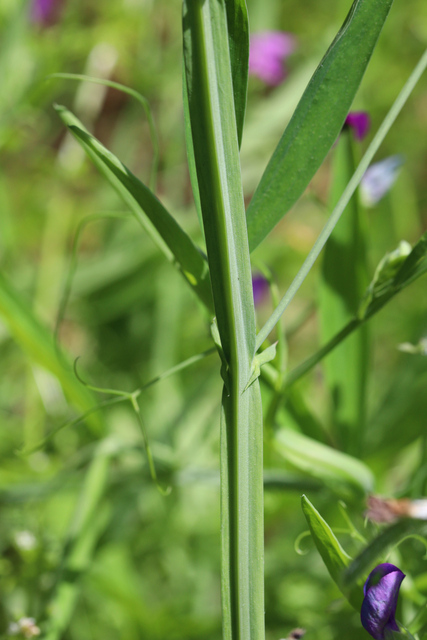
top-left (42, 439), bottom-right (113, 640)
top-left (182, 2), bottom-right (264, 638)
top-left (256, 47), bottom-right (427, 350)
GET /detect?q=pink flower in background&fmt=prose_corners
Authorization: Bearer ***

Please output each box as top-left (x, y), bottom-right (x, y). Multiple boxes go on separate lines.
top-left (252, 274), bottom-right (269, 306)
top-left (249, 31), bottom-right (296, 86)
top-left (30, 0), bottom-right (63, 26)
top-left (344, 111), bottom-right (371, 141)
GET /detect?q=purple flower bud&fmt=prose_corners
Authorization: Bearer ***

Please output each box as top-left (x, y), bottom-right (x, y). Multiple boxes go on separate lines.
top-left (252, 274), bottom-right (269, 306)
top-left (344, 111), bottom-right (371, 141)
top-left (361, 563), bottom-right (405, 639)
top-left (249, 31), bottom-right (296, 86)
top-left (30, 0), bottom-right (63, 26)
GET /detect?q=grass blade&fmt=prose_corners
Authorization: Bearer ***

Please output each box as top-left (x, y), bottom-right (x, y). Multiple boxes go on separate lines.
top-left (275, 428), bottom-right (374, 500)
top-left (55, 105), bottom-right (214, 314)
top-left (224, 0), bottom-right (249, 148)
top-left (0, 271), bottom-right (103, 433)
top-left (42, 438), bottom-right (114, 640)
top-left (319, 132), bottom-right (368, 455)
top-left (255, 47), bottom-right (427, 350)
top-left (246, 0), bottom-right (395, 252)
top-left (47, 74), bottom-right (160, 191)
top-left (182, 0), bottom-right (249, 235)
top-left (301, 495), bottom-right (362, 610)
top-left (342, 520), bottom-right (427, 590)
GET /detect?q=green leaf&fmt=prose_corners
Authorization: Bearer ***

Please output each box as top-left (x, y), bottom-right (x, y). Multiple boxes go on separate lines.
top-left (43, 438), bottom-right (115, 640)
top-left (224, 0), bottom-right (249, 148)
top-left (394, 229), bottom-right (427, 288)
top-left (183, 2), bottom-right (263, 638)
top-left (359, 240), bottom-right (411, 318)
top-left (55, 105), bottom-right (214, 314)
top-left (0, 271), bottom-right (103, 434)
top-left (246, 0), bottom-right (395, 252)
top-left (254, 48), bottom-right (427, 351)
top-left (342, 520), bottom-right (427, 590)
top-left (319, 132), bottom-right (369, 455)
top-left (360, 230), bottom-right (427, 320)
top-left (301, 495), bottom-right (362, 610)
top-left (275, 428), bottom-right (374, 500)
top-left (386, 626), bottom-right (417, 640)
top-left (182, 0), bottom-right (249, 234)
top-left (408, 601), bottom-right (427, 637)
top-left (182, 0), bottom-right (254, 362)
top-left (284, 229), bottom-right (427, 389)
top-left (244, 342), bottom-right (277, 391)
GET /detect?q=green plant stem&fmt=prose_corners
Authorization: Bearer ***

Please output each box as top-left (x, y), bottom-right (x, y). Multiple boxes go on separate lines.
top-left (42, 439), bottom-right (113, 640)
top-left (285, 319), bottom-right (360, 388)
top-left (183, 2), bottom-right (264, 638)
top-left (256, 47), bottom-right (427, 350)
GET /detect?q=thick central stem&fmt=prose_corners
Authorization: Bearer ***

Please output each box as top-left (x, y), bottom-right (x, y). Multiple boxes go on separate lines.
top-left (182, 1), bottom-right (265, 638)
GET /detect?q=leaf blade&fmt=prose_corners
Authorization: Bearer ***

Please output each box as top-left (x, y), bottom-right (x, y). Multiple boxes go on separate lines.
top-left (275, 427), bottom-right (374, 500)
top-left (247, 0), bottom-right (395, 252)
top-left (301, 495), bottom-right (362, 610)
top-left (319, 132), bottom-right (369, 455)
top-left (0, 271), bottom-right (103, 434)
top-left (55, 105), bottom-right (214, 314)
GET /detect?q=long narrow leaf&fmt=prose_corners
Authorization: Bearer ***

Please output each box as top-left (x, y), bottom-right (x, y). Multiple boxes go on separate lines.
top-left (342, 519), bottom-right (427, 589)
top-left (0, 271), bottom-right (103, 433)
top-left (55, 105), bottom-right (214, 314)
top-left (247, 0), bottom-right (395, 251)
top-left (182, 0), bottom-right (249, 234)
top-left (275, 427), bottom-right (374, 500)
top-left (224, 0), bottom-right (249, 148)
top-left (43, 439), bottom-right (114, 640)
top-left (255, 47), bottom-right (427, 350)
top-left (301, 495), bottom-right (362, 610)
top-left (319, 131), bottom-right (368, 455)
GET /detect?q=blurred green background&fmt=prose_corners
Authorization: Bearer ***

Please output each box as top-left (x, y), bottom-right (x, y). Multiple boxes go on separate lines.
top-left (0, 0), bottom-right (426, 638)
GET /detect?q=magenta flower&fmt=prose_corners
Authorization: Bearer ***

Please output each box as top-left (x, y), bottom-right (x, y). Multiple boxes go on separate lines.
top-left (344, 111), bottom-right (371, 141)
top-left (252, 274), bottom-right (269, 306)
top-left (30, 0), bottom-right (63, 26)
top-left (249, 31), bottom-right (296, 86)
top-left (361, 563), bottom-right (405, 639)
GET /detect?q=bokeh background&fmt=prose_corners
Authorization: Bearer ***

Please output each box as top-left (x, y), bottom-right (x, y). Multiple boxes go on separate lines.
top-left (0, 0), bottom-right (426, 638)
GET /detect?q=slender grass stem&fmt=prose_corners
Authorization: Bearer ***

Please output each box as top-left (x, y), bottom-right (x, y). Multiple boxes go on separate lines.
top-left (256, 47), bottom-right (427, 351)
top-left (47, 73), bottom-right (160, 191)
top-left (183, 2), bottom-right (264, 637)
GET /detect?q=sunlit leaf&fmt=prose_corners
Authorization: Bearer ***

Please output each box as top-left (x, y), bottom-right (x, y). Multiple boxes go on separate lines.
top-left (275, 428), bottom-right (374, 499)
top-left (55, 105), bottom-right (214, 314)
top-left (301, 495), bottom-right (362, 610)
top-left (246, 0), bottom-right (395, 251)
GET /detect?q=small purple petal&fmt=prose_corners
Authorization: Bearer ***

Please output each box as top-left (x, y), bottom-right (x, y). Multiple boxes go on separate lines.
top-left (360, 155), bottom-right (404, 206)
top-left (361, 563), bottom-right (405, 640)
top-left (249, 31), bottom-right (296, 86)
top-left (30, 0), bottom-right (62, 26)
top-left (345, 111), bottom-right (371, 141)
top-left (252, 274), bottom-right (269, 306)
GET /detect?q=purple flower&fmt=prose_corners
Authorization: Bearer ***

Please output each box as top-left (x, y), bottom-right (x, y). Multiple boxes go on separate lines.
top-left (30, 0), bottom-right (62, 26)
top-left (360, 155), bottom-right (404, 207)
top-left (344, 111), bottom-right (371, 141)
top-left (252, 274), bottom-right (269, 306)
top-left (361, 563), bottom-right (405, 639)
top-left (249, 31), bottom-right (296, 86)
